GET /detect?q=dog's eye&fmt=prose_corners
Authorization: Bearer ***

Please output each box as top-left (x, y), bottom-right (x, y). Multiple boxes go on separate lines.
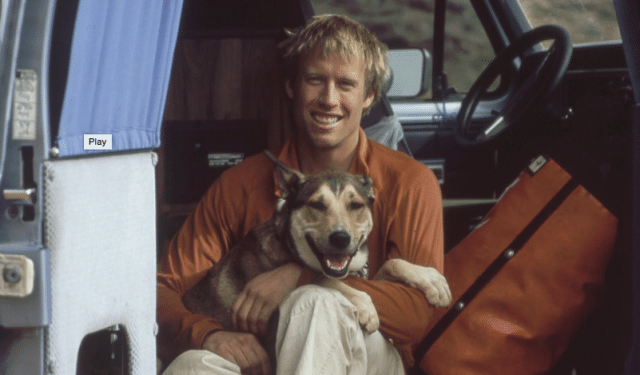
top-left (308, 201), bottom-right (326, 211)
top-left (348, 202), bottom-right (365, 210)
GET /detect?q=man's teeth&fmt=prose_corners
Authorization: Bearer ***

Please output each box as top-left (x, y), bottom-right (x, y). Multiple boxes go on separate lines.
top-left (312, 113), bottom-right (341, 124)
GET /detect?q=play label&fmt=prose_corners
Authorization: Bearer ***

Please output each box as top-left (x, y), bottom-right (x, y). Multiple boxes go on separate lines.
top-left (84, 134), bottom-right (113, 150)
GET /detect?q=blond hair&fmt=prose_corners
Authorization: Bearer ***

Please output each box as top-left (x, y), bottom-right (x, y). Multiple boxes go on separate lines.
top-left (281, 14), bottom-right (389, 114)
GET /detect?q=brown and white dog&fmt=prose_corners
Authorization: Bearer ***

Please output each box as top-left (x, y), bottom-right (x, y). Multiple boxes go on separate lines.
top-left (183, 151), bottom-right (451, 333)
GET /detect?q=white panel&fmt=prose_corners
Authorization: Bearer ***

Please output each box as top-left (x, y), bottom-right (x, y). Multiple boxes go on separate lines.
top-left (43, 151), bottom-right (157, 374)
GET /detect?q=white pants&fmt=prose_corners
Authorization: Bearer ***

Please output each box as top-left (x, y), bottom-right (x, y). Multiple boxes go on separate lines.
top-left (163, 285), bottom-right (405, 375)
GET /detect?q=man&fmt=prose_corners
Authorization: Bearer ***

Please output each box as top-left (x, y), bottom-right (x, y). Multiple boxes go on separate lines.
top-left (158, 14), bottom-right (444, 375)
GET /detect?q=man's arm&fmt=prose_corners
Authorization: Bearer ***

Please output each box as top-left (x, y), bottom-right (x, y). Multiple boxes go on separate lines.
top-left (231, 263), bottom-right (302, 335)
top-left (157, 181), bottom-right (279, 375)
top-left (157, 191), bottom-right (300, 375)
top-left (157, 184), bottom-right (232, 358)
top-left (157, 156), bottom-right (303, 372)
top-left (157, 166), bottom-right (269, 355)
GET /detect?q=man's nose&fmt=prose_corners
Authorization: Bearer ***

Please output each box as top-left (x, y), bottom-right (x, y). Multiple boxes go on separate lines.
top-left (319, 82), bottom-right (339, 107)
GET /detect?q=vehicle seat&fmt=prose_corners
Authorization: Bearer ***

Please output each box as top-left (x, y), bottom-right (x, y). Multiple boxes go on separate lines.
top-left (361, 93), bottom-right (412, 155)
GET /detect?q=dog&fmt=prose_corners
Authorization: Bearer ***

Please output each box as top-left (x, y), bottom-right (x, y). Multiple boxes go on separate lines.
top-left (183, 151), bottom-right (452, 333)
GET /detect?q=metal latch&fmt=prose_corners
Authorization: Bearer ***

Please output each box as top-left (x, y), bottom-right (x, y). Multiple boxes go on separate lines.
top-left (0, 253), bottom-right (35, 297)
top-left (3, 188), bottom-right (36, 205)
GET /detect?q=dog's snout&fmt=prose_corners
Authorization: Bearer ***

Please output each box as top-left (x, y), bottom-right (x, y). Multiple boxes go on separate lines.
top-left (329, 231), bottom-right (351, 250)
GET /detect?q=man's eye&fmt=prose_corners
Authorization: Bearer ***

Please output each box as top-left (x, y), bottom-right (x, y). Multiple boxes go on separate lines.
top-left (307, 77), bottom-right (322, 85)
top-left (308, 201), bottom-right (326, 211)
top-left (339, 81), bottom-right (355, 87)
top-left (348, 202), bottom-right (365, 210)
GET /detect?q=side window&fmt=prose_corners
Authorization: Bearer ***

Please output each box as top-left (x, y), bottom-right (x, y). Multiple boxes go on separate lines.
top-left (442, 1), bottom-right (494, 97)
top-left (517, 0), bottom-right (621, 46)
top-left (310, 0), bottom-right (494, 98)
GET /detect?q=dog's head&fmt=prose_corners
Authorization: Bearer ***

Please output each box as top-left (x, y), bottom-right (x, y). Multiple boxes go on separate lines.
top-left (266, 151), bottom-right (375, 279)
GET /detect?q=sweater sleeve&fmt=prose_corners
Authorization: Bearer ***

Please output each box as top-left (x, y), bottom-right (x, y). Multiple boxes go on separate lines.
top-left (156, 175), bottom-right (241, 361)
top-left (156, 152), bottom-right (288, 362)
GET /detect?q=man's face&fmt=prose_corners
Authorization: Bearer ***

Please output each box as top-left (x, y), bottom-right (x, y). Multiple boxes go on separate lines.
top-left (286, 49), bottom-right (374, 151)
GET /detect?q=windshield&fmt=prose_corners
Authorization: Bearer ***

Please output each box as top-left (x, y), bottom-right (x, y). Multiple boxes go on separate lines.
top-left (517, 0), bottom-right (621, 45)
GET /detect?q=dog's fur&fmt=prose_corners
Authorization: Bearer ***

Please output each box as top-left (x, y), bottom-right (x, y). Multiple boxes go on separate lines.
top-left (183, 151), bottom-right (451, 333)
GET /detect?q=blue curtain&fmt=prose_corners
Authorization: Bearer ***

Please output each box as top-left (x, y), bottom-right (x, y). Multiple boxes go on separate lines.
top-left (55, 0), bottom-right (183, 157)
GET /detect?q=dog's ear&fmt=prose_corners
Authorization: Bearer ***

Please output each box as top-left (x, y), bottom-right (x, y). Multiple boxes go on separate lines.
top-left (264, 150), bottom-right (306, 201)
top-left (358, 175), bottom-right (376, 206)
top-left (265, 150), bottom-right (306, 238)
top-left (275, 165), bottom-right (305, 201)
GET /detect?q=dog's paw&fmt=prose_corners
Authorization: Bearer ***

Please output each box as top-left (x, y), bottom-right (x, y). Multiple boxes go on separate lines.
top-left (414, 268), bottom-right (452, 308)
top-left (351, 290), bottom-right (380, 333)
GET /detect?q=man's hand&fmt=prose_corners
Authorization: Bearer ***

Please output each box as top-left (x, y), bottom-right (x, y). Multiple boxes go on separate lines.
top-left (204, 263), bottom-right (301, 374)
top-left (232, 263), bottom-right (302, 336)
top-left (202, 330), bottom-right (271, 375)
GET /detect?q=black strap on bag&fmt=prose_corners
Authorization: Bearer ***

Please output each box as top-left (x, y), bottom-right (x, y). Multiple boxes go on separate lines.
top-left (410, 160), bottom-right (580, 375)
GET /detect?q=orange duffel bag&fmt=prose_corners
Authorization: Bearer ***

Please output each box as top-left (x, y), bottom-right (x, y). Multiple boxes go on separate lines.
top-left (413, 156), bottom-right (618, 375)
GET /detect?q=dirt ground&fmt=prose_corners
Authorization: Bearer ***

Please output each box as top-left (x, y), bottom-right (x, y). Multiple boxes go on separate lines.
top-left (309, 0), bottom-right (622, 94)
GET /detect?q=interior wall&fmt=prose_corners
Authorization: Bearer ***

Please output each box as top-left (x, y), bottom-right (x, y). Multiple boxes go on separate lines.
top-left (157, 35), bottom-right (293, 251)
top-left (163, 37), bottom-right (293, 147)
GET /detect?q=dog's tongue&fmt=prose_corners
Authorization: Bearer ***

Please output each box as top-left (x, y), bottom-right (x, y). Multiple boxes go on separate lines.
top-left (325, 254), bottom-right (349, 272)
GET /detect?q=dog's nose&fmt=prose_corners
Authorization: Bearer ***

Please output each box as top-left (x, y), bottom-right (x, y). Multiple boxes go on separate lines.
top-left (329, 231), bottom-right (351, 250)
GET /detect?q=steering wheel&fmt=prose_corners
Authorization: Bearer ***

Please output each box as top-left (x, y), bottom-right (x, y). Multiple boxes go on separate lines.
top-left (455, 25), bottom-right (573, 148)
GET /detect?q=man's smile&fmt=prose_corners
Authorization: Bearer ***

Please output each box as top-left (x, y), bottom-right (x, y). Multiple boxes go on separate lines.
top-left (310, 111), bottom-right (344, 128)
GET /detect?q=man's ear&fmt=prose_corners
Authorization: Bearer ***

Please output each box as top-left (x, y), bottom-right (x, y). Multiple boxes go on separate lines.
top-left (363, 90), bottom-right (375, 112)
top-left (285, 78), bottom-right (294, 100)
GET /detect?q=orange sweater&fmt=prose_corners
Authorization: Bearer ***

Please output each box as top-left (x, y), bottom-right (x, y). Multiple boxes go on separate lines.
top-left (157, 128), bottom-right (444, 367)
